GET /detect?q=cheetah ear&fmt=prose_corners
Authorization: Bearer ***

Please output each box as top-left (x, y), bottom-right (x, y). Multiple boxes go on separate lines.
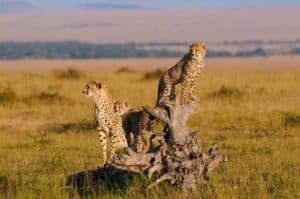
top-left (97, 83), bottom-right (102, 89)
top-left (189, 42), bottom-right (195, 49)
top-left (202, 43), bottom-right (208, 50)
top-left (124, 100), bottom-right (128, 107)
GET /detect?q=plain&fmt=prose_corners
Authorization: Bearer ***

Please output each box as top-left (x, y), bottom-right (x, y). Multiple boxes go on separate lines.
top-left (0, 56), bottom-right (299, 198)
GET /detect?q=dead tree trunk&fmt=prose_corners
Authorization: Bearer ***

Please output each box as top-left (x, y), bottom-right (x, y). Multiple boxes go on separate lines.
top-left (111, 99), bottom-right (227, 193)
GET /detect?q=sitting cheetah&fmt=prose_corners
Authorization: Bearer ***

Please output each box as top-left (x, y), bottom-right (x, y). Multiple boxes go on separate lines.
top-left (156, 42), bottom-right (207, 106)
top-left (113, 100), bottom-right (130, 116)
top-left (82, 81), bottom-right (128, 165)
top-left (113, 100), bottom-right (154, 153)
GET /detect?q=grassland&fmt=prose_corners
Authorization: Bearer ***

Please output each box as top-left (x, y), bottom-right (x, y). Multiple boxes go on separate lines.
top-left (0, 57), bottom-right (299, 198)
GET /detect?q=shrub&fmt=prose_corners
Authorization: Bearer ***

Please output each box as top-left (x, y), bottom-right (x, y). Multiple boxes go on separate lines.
top-left (0, 86), bottom-right (17, 104)
top-left (48, 120), bottom-right (96, 134)
top-left (0, 176), bottom-right (8, 195)
top-left (115, 67), bottom-right (136, 74)
top-left (208, 85), bottom-right (244, 98)
top-left (23, 92), bottom-right (72, 105)
top-left (142, 69), bottom-right (165, 80)
top-left (54, 68), bottom-right (84, 79)
top-left (283, 112), bottom-right (300, 128)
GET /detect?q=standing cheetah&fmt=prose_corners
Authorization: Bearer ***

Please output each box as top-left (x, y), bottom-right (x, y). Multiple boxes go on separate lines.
top-left (156, 42), bottom-right (207, 106)
top-left (82, 81), bottom-right (128, 165)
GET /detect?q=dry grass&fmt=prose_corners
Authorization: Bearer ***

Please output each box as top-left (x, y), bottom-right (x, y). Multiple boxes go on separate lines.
top-left (0, 57), bottom-right (299, 198)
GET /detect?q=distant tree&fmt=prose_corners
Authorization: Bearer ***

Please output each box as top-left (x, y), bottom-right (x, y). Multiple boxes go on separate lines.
top-left (291, 48), bottom-right (300, 54)
top-left (0, 42), bottom-right (273, 59)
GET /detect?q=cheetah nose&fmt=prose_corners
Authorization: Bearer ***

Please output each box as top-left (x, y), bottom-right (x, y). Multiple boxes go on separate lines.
top-left (82, 90), bottom-right (86, 94)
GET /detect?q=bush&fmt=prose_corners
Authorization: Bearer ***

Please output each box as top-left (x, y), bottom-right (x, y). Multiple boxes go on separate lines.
top-left (142, 69), bottom-right (165, 80)
top-left (23, 92), bottom-right (72, 105)
top-left (283, 112), bottom-right (300, 128)
top-left (54, 68), bottom-right (84, 79)
top-left (47, 120), bottom-right (96, 134)
top-left (0, 176), bottom-right (8, 196)
top-left (115, 67), bottom-right (136, 74)
top-left (0, 86), bottom-right (17, 104)
top-left (208, 85), bottom-right (244, 98)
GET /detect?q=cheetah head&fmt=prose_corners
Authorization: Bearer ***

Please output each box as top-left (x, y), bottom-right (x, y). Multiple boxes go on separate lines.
top-left (82, 81), bottom-right (103, 97)
top-left (114, 100), bottom-right (130, 116)
top-left (189, 42), bottom-right (207, 60)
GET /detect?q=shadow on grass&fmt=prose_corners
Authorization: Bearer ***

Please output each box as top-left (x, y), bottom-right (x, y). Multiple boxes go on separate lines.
top-left (66, 166), bottom-right (141, 197)
top-left (47, 120), bottom-right (96, 133)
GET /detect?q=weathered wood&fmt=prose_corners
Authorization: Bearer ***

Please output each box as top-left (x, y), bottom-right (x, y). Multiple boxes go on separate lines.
top-left (111, 99), bottom-right (226, 193)
top-left (143, 100), bottom-right (199, 145)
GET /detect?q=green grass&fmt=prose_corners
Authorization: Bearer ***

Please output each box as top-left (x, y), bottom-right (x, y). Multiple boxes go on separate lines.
top-left (0, 65), bottom-right (299, 198)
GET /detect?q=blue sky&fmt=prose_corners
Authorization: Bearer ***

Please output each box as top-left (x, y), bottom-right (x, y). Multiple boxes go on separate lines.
top-left (26, 0), bottom-right (300, 9)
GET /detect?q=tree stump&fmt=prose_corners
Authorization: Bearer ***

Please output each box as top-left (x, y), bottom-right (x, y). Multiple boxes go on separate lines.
top-left (112, 99), bottom-right (227, 193)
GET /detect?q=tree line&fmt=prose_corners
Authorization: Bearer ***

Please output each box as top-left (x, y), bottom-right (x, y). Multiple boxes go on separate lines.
top-left (0, 41), bottom-right (298, 59)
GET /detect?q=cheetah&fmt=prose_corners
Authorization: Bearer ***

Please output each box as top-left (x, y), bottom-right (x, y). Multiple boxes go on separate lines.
top-left (113, 100), bottom-right (130, 116)
top-left (82, 81), bottom-right (128, 165)
top-left (156, 42), bottom-right (207, 106)
top-left (113, 100), bottom-right (154, 153)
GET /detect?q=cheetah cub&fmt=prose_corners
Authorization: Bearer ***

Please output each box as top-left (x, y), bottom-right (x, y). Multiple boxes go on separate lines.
top-left (82, 81), bottom-right (128, 165)
top-left (156, 42), bottom-right (207, 106)
top-left (113, 100), bottom-right (130, 116)
top-left (113, 100), bottom-right (154, 153)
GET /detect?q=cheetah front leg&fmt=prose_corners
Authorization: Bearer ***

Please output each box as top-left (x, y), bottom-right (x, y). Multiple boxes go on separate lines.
top-left (180, 79), bottom-right (191, 105)
top-left (189, 79), bottom-right (199, 102)
top-left (109, 128), bottom-right (128, 164)
top-left (97, 126), bottom-right (108, 167)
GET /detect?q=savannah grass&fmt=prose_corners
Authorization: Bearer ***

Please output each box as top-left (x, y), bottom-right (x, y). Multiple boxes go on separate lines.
top-left (0, 60), bottom-right (299, 198)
